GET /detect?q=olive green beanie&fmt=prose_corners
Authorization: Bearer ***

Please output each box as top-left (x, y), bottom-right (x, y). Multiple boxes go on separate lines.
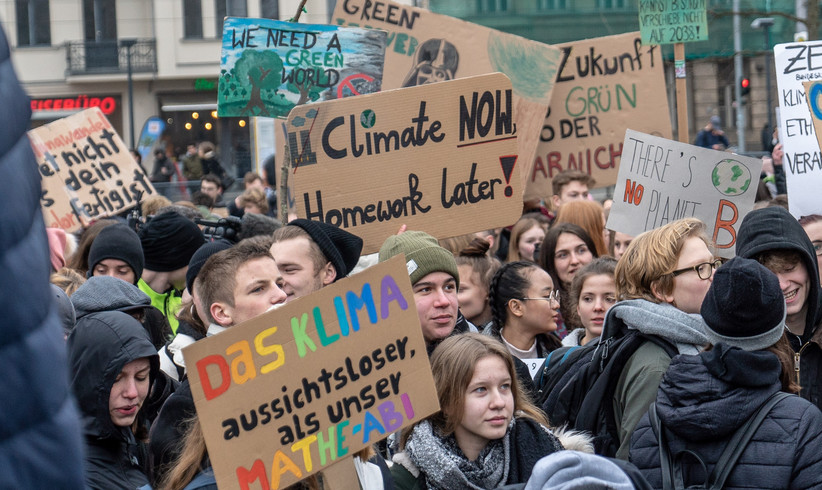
top-left (378, 231), bottom-right (459, 287)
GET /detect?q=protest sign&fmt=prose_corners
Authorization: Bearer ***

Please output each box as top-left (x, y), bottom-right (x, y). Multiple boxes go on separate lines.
top-left (775, 42), bottom-right (822, 217)
top-left (183, 255), bottom-right (438, 490)
top-left (606, 130), bottom-right (761, 257)
top-left (28, 107), bottom-right (155, 233)
top-left (638, 0), bottom-right (708, 45)
top-left (285, 73), bottom-right (522, 254)
top-left (527, 32), bottom-right (671, 199)
top-left (218, 17), bottom-right (387, 118)
top-left (333, 0), bottom-right (560, 192)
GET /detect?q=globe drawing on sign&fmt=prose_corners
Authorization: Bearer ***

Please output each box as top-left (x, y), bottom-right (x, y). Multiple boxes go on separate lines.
top-left (712, 159), bottom-right (751, 196)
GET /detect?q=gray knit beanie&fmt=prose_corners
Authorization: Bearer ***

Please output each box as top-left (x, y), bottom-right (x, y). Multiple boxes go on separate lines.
top-left (70, 276), bottom-right (151, 319)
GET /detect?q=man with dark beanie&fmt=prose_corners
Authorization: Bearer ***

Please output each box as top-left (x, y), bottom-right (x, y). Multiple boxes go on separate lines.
top-left (138, 211), bottom-right (204, 333)
top-left (88, 224), bottom-right (144, 284)
top-left (269, 218), bottom-right (363, 302)
top-left (736, 206), bottom-right (822, 409)
top-left (379, 230), bottom-right (475, 356)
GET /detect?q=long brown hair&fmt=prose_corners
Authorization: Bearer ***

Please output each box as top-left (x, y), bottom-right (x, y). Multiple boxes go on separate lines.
top-left (401, 333), bottom-right (548, 447)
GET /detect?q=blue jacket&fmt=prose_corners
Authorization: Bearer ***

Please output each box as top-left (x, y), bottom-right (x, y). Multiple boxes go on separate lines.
top-left (0, 24), bottom-right (85, 489)
top-left (630, 344), bottom-right (822, 489)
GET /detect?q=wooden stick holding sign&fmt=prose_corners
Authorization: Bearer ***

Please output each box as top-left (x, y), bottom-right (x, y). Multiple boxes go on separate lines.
top-left (639, 0), bottom-right (709, 143)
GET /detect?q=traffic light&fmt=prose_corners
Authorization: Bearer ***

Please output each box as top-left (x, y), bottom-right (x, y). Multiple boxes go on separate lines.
top-left (741, 78), bottom-right (751, 97)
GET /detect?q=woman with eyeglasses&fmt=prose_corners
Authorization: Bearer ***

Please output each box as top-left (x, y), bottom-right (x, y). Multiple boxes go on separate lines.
top-left (485, 261), bottom-right (562, 363)
top-left (606, 217), bottom-right (714, 459)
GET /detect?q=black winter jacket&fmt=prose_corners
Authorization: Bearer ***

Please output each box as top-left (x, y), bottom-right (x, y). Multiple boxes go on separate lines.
top-left (0, 23), bottom-right (85, 488)
top-left (737, 206), bottom-right (822, 408)
top-left (68, 311), bottom-right (160, 489)
top-left (630, 344), bottom-right (822, 489)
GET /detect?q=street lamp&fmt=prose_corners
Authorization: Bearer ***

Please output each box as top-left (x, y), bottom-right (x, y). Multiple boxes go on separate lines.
top-left (752, 18), bottom-right (775, 140)
top-left (121, 39), bottom-right (138, 148)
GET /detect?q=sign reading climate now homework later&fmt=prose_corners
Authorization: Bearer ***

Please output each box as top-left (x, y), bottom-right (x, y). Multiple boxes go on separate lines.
top-left (286, 73), bottom-right (523, 254)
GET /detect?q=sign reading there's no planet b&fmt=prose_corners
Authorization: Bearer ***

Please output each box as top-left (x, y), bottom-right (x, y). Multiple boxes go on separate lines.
top-left (606, 130), bottom-right (761, 258)
top-left (218, 17), bottom-right (387, 118)
top-left (286, 73), bottom-right (522, 254)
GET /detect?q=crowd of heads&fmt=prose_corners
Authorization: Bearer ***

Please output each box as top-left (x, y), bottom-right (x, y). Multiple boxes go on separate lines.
top-left (43, 164), bottom-right (822, 490)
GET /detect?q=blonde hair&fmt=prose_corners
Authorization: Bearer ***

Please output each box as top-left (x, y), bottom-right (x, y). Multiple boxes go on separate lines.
top-left (50, 267), bottom-right (86, 296)
top-left (555, 200), bottom-right (608, 256)
top-left (142, 195), bottom-right (173, 217)
top-left (238, 187), bottom-right (269, 215)
top-left (401, 333), bottom-right (548, 447)
top-left (614, 218), bottom-right (710, 303)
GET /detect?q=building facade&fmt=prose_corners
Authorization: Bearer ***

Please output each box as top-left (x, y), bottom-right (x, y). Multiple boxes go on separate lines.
top-left (2, 0), bottom-right (339, 186)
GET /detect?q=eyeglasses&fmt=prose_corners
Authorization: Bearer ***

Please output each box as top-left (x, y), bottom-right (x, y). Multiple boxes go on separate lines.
top-left (520, 290), bottom-right (561, 305)
top-left (813, 241), bottom-right (822, 257)
top-left (671, 259), bottom-right (722, 280)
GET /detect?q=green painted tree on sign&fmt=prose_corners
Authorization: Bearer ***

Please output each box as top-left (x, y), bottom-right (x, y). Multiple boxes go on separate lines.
top-left (222, 50), bottom-right (286, 117)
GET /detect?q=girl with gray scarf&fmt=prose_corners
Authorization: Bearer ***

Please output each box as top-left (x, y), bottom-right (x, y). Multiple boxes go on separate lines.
top-left (390, 334), bottom-right (569, 490)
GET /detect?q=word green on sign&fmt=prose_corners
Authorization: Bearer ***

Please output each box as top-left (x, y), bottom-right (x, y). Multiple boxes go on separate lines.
top-left (638, 0), bottom-right (708, 45)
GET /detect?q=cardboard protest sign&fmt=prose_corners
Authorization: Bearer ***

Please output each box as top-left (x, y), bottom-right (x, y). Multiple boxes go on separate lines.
top-left (639, 0), bottom-right (708, 45)
top-left (606, 130), bottom-right (761, 257)
top-left (285, 73), bottom-right (522, 254)
top-left (775, 42), bottom-right (822, 217)
top-left (183, 256), bottom-right (438, 490)
top-left (28, 107), bottom-right (155, 233)
top-left (219, 17), bottom-right (387, 118)
top-left (527, 32), bottom-right (671, 199)
top-left (333, 0), bottom-right (560, 191)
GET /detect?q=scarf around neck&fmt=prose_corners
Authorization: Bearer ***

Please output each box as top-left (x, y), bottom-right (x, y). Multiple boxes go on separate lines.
top-left (405, 418), bottom-right (510, 490)
top-left (610, 299), bottom-right (709, 355)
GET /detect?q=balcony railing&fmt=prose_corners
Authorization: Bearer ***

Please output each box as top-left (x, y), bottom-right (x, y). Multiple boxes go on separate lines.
top-left (65, 39), bottom-right (157, 76)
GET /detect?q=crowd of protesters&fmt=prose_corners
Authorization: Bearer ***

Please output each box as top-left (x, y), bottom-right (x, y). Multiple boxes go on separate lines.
top-left (5, 23), bottom-right (822, 489)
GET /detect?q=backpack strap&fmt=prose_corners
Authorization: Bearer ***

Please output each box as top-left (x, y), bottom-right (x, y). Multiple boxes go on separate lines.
top-left (708, 391), bottom-right (792, 489)
top-left (648, 402), bottom-right (676, 490)
top-left (560, 346), bottom-right (579, 364)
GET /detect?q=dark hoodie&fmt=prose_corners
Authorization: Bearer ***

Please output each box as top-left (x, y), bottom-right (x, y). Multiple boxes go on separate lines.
top-left (629, 345), bottom-right (822, 489)
top-left (736, 206), bottom-right (822, 407)
top-left (68, 311), bottom-right (160, 490)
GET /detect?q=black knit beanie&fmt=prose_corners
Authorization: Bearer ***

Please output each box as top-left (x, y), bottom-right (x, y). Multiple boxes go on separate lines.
top-left (186, 239), bottom-right (233, 293)
top-left (88, 224), bottom-right (144, 283)
top-left (289, 219), bottom-right (363, 281)
top-left (139, 212), bottom-right (205, 272)
top-left (701, 256), bottom-right (786, 351)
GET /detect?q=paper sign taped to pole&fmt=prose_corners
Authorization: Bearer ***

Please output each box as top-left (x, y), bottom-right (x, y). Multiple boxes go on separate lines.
top-left (183, 256), bottom-right (439, 490)
top-left (285, 73), bottom-right (522, 254)
top-left (333, 0), bottom-right (560, 192)
top-left (607, 130), bottom-right (761, 257)
top-left (28, 107), bottom-right (155, 233)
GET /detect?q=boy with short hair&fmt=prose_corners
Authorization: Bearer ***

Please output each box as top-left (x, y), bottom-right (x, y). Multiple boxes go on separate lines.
top-left (551, 169), bottom-right (596, 211)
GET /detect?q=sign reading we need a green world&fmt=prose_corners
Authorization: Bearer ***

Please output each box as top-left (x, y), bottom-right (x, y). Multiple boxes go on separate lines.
top-left (639, 0), bottom-right (708, 45)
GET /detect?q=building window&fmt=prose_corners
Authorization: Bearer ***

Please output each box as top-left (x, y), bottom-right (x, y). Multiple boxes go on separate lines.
top-left (536, 0), bottom-right (565, 10)
top-left (597, 0), bottom-right (625, 8)
top-left (216, 0), bottom-right (247, 37)
top-left (16, 0), bottom-right (51, 46)
top-left (184, 0), bottom-right (203, 38)
top-left (261, 0), bottom-right (279, 19)
top-left (83, 0), bottom-right (117, 41)
top-left (476, 0), bottom-right (508, 13)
